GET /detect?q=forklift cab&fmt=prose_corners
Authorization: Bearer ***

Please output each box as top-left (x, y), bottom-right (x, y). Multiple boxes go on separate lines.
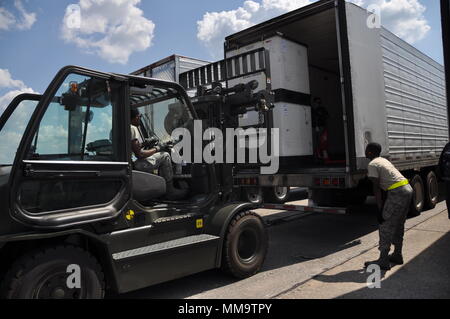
top-left (0, 66), bottom-right (216, 229)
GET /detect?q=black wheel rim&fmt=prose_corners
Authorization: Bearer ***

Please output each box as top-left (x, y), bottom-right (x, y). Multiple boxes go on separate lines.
top-left (237, 228), bottom-right (259, 263)
top-left (32, 270), bottom-right (84, 299)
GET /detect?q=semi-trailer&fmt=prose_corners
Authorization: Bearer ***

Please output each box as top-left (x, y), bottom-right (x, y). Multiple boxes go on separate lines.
top-left (180, 0), bottom-right (448, 215)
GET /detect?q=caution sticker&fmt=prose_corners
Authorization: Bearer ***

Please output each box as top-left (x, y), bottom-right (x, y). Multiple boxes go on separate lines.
top-left (196, 218), bottom-right (203, 229)
top-left (126, 210), bottom-right (135, 221)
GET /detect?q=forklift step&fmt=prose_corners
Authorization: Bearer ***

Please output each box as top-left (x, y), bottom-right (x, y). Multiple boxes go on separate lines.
top-left (153, 214), bottom-right (192, 224)
top-left (112, 234), bottom-right (220, 260)
top-left (261, 203), bottom-right (347, 215)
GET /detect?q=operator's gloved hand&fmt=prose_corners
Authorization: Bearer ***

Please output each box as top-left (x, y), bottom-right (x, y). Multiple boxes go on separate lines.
top-left (156, 141), bottom-right (173, 153)
top-left (142, 137), bottom-right (159, 149)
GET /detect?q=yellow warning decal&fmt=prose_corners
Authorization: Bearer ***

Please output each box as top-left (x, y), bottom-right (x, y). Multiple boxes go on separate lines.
top-left (126, 210), bottom-right (135, 221)
top-left (196, 219), bottom-right (203, 229)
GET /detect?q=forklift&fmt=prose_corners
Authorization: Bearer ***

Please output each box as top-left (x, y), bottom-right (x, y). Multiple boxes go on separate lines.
top-left (0, 65), bottom-right (270, 298)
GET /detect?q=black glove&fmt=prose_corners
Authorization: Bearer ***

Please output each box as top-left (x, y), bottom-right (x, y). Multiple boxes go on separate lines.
top-left (142, 137), bottom-right (159, 149)
top-left (156, 141), bottom-right (173, 153)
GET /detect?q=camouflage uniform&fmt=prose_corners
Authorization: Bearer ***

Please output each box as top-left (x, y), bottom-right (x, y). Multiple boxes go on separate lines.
top-left (134, 152), bottom-right (173, 183)
top-left (379, 184), bottom-right (413, 252)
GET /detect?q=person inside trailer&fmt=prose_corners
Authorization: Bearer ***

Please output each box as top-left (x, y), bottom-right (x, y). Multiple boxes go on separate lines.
top-left (311, 97), bottom-right (329, 161)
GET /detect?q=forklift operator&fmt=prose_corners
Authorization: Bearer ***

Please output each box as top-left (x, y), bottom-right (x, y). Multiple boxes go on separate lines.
top-left (130, 109), bottom-right (186, 200)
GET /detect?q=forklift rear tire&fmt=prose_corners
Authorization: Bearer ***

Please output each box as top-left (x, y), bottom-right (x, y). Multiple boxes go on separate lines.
top-left (264, 186), bottom-right (290, 204)
top-left (221, 211), bottom-right (268, 279)
top-left (0, 245), bottom-right (105, 299)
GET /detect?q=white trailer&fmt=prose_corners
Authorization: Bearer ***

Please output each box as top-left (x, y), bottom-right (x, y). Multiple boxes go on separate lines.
top-left (180, 0), bottom-right (447, 214)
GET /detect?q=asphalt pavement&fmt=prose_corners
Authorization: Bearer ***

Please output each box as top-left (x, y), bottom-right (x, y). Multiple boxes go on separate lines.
top-left (117, 188), bottom-right (450, 299)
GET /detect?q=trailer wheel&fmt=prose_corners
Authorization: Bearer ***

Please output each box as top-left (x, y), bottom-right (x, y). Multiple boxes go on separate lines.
top-left (409, 175), bottom-right (425, 217)
top-left (221, 211), bottom-right (268, 279)
top-left (424, 171), bottom-right (439, 210)
top-left (264, 186), bottom-right (290, 204)
top-left (0, 245), bottom-right (104, 299)
top-left (242, 187), bottom-right (263, 205)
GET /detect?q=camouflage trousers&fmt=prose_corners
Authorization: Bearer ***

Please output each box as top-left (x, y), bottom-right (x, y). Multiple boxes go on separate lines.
top-left (379, 184), bottom-right (413, 252)
top-left (134, 152), bottom-right (173, 183)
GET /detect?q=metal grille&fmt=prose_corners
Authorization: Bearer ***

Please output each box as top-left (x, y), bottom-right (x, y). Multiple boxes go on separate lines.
top-left (179, 48), bottom-right (268, 90)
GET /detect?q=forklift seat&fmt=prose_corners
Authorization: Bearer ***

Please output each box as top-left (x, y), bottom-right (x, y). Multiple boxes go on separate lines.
top-left (132, 170), bottom-right (166, 202)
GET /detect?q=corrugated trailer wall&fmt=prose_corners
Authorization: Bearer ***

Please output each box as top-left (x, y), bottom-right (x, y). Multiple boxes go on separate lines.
top-left (346, 1), bottom-right (447, 171)
top-left (380, 29), bottom-right (448, 168)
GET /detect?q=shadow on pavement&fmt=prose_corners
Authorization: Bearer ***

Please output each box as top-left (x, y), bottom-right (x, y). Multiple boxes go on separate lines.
top-left (312, 231), bottom-right (450, 299)
top-left (114, 186), bottom-right (447, 299)
top-left (115, 201), bottom-right (382, 299)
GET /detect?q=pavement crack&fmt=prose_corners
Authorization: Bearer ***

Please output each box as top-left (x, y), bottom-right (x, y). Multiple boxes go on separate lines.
top-left (408, 228), bottom-right (448, 234)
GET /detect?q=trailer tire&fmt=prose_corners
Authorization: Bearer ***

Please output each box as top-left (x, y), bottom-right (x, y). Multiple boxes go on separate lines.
top-left (424, 171), bottom-right (439, 210)
top-left (242, 187), bottom-right (264, 205)
top-left (409, 175), bottom-right (425, 217)
top-left (264, 186), bottom-right (290, 204)
top-left (0, 245), bottom-right (104, 299)
top-left (221, 211), bottom-right (268, 279)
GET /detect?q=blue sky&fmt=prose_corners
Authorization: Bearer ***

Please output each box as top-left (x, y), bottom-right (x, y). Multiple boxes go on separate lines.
top-left (0, 0), bottom-right (445, 112)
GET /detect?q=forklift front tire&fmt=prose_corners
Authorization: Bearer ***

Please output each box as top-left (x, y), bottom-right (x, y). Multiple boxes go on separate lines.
top-left (0, 245), bottom-right (105, 299)
top-left (221, 211), bottom-right (268, 279)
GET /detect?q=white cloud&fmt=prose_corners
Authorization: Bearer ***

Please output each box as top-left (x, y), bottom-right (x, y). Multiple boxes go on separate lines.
top-left (0, 68), bottom-right (36, 114)
top-left (197, 0), bottom-right (312, 58)
top-left (0, 68), bottom-right (26, 89)
top-left (197, 0), bottom-right (430, 59)
top-left (0, 0), bottom-right (36, 31)
top-left (0, 8), bottom-right (16, 31)
top-left (61, 0), bottom-right (155, 64)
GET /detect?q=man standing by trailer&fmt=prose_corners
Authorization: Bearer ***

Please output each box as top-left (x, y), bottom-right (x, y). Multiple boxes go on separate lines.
top-left (440, 0), bottom-right (450, 219)
top-left (439, 143), bottom-right (450, 218)
top-left (364, 143), bottom-right (413, 270)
